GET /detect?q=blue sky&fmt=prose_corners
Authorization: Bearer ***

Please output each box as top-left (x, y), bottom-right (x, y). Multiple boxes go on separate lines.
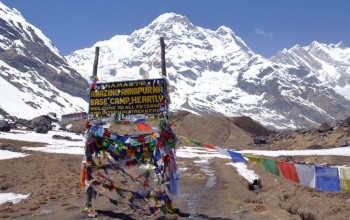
top-left (2, 0), bottom-right (349, 58)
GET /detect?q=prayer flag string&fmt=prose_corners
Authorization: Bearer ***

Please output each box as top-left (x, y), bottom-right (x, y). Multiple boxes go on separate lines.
top-left (178, 135), bottom-right (350, 193)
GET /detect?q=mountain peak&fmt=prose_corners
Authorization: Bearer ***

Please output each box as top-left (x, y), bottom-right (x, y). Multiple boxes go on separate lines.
top-left (308, 41), bottom-right (329, 51)
top-left (333, 41), bottom-right (347, 49)
top-left (0, 1), bottom-right (25, 23)
top-left (307, 41), bottom-right (348, 52)
top-left (150, 12), bottom-right (192, 28)
top-left (310, 40), bottom-right (322, 47)
top-left (216, 26), bottom-right (234, 35)
top-left (154, 12), bottom-right (187, 21)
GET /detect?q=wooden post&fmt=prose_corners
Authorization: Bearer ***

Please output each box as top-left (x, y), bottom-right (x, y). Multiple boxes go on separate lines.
top-left (84, 46), bottom-right (100, 210)
top-left (88, 47), bottom-right (100, 116)
top-left (160, 37), bottom-right (166, 77)
top-left (92, 47), bottom-right (100, 78)
top-left (160, 37), bottom-right (169, 118)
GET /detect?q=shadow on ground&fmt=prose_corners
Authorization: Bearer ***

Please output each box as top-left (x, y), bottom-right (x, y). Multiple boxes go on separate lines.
top-left (96, 208), bottom-right (231, 219)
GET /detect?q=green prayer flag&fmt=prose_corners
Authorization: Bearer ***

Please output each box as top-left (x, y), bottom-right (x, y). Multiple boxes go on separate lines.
top-left (116, 188), bottom-right (125, 197)
top-left (190, 139), bottom-right (202, 147)
top-left (109, 198), bottom-right (119, 206)
top-left (262, 159), bottom-right (280, 176)
top-left (160, 205), bottom-right (168, 214)
top-left (102, 183), bottom-right (109, 189)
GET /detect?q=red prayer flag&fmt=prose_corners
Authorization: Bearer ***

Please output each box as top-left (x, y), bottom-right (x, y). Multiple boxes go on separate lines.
top-left (277, 161), bottom-right (300, 183)
top-left (136, 122), bottom-right (152, 131)
top-left (203, 143), bottom-right (216, 150)
top-left (127, 147), bottom-right (135, 157)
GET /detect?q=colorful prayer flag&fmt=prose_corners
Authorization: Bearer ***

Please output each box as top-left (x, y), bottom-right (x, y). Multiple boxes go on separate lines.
top-left (243, 154), bottom-right (262, 164)
top-left (202, 143), bottom-right (216, 150)
top-left (226, 150), bottom-right (248, 163)
top-left (277, 161), bottom-right (300, 183)
top-left (315, 166), bottom-right (340, 192)
top-left (262, 159), bottom-right (280, 176)
top-left (136, 122), bottom-right (152, 131)
top-left (295, 164), bottom-right (316, 188)
top-left (214, 146), bottom-right (230, 156)
top-left (339, 167), bottom-right (350, 192)
top-left (190, 139), bottom-right (202, 147)
top-left (109, 198), bottom-right (119, 206)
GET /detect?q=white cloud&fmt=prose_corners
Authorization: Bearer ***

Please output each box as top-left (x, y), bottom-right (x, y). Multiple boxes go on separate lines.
top-left (255, 28), bottom-right (274, 38)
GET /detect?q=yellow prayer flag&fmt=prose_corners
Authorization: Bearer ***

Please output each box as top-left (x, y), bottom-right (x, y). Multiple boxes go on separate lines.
top-left (178, 135), bottom-right (190, 143)
top-left (339, 167), bottom-right (350, 192)
top-left (243, 154), bottom-right (262, 164)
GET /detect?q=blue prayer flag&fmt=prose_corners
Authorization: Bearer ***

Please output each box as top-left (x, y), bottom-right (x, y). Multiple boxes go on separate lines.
top-left (315, 166), bottom-right (340, 192)
top-left (227, 150), bottom-right (248, 163)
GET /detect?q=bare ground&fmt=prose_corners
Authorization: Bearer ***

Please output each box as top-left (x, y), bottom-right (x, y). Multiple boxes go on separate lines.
top-left (1, 113), bottom-right (350, 219)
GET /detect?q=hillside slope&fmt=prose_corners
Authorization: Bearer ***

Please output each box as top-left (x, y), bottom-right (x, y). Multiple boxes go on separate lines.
top-left (0, 2), bottom-right (88, 119)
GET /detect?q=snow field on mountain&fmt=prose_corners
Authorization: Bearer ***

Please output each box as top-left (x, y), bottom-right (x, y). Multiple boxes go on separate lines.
top-left (0, 61), bottom-right (87, 119)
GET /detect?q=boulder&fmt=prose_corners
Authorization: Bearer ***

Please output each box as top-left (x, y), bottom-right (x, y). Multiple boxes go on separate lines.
top-left (253, 136), bottom-right (268, 145)
top-left (318, 122), bottom-right (331, 133)
top-left (8, 122), bottom-right (16, 129)
top-left (52, 135), bottom-right (72, 141)
top-left (0, 120), bottom-right (10, 132)
top-left (15, 118), bottom-right (30, 128)
top-left (308, 144), bottom-right (322, 149)
top-left (30, 115), bottom-right (52, 134)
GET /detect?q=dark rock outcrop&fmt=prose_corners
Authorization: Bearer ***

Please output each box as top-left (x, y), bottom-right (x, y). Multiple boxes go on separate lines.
top-left (52, 135), bottom-right (72, 141)
top-left (30, 115), bottom-right (52, 134)
top-left (0, 120), bottom-right (10, 132)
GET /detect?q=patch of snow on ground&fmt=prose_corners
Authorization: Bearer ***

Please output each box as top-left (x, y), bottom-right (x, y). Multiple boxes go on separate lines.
top-left (227, 162), bottom-right (259, 183)
top-left (239, 147), bottom-right (350, 157)
top-left (0, 193), bottom-right (30, 205)
top-left (176, 146), bottom-right (259, 183)
top-left (0, 129), bottom-right (85, 155)
top-left (176, 146), bottom-right (229, 159)
top-left (22, 145), bottom-right (84, 155)
top-left (0, 150), bottom-right (28, 160)
top-left (0, 129), bottom-right (84, 145)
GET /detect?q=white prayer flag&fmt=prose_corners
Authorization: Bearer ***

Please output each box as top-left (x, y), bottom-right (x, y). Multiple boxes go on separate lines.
top-left (214, 146), bottom-right (230, 157)
top-left (295, 164), bottom-right (316, 188)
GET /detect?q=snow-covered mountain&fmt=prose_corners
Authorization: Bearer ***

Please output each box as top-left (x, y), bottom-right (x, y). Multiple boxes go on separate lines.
top-left (1, 1), bottom-right (350, 130)
top-left (0, 2), bottom-right (88, 119)
top-left (67, 13), bottom-right (350, 129)
top-left (270, 41), bottom-right (350, 98)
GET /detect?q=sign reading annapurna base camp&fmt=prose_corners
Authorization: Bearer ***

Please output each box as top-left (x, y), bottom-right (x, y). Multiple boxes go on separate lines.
top-left (89, 78), bottom-right (166, 120)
